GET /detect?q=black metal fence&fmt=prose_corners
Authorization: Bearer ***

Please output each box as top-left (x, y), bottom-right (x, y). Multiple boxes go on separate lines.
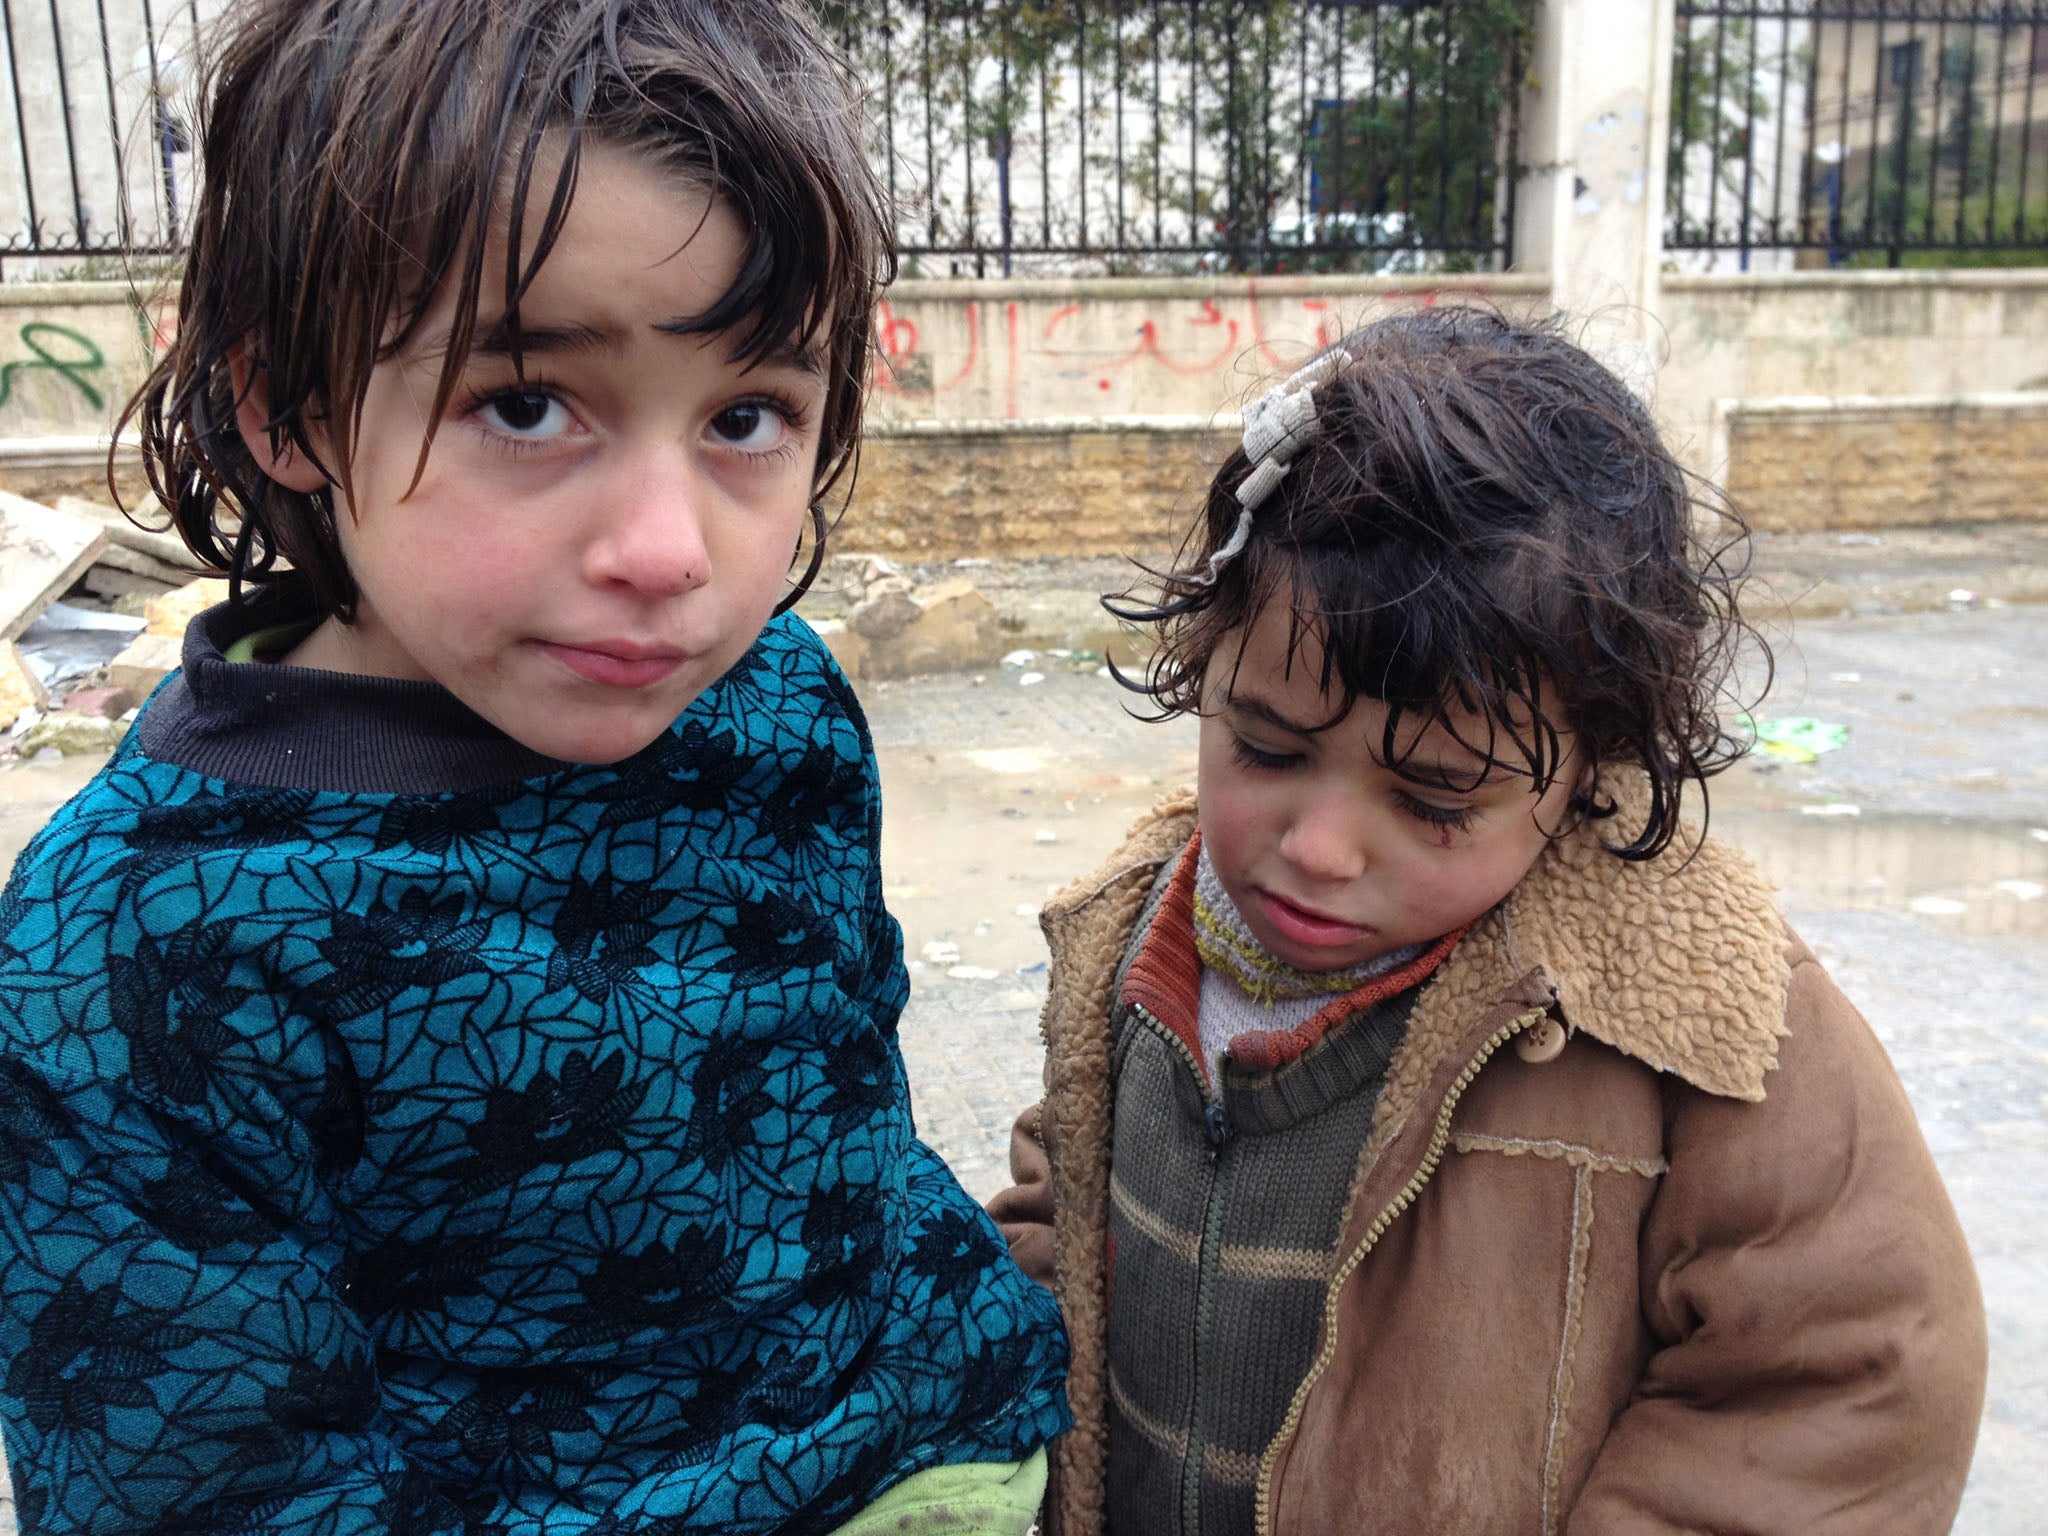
top-left (1668, 0), bottom-right (2048, 266)
top-left (0, 0), bottom-right (206, 265)
top-left (0, 0), bottom-right (1531, 275)
top-left (822, 0), bottom-right (1534, 276)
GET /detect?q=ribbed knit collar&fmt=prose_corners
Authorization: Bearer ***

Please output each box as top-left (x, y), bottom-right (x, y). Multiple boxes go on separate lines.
top-left (1119, 834), bottom-right (1461, 1092)
top-left (135, 593), bottom-right (570, 794)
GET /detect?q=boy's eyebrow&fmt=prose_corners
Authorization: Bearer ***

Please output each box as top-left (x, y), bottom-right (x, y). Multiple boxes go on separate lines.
top-left (447, 315), bottom-right (825, 378)
top-left (468, 318), bottom-right (621, 358)
top-left (651, 318), bottom-right (828, 378)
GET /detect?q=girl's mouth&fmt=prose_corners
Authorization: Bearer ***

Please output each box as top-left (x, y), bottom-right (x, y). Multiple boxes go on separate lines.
top-left (1256, 890), bottom-right (1373, 951)
top-left (535, 640), bottom-right (687, 689)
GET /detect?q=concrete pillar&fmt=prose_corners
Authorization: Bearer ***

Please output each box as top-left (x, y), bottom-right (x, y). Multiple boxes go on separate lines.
top-left (1515, 0), bottom-right (1676, 395)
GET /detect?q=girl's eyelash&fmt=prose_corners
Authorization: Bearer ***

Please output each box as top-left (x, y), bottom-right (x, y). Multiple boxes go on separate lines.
top-left (1230, 736), bottom-right (1298, 772)
top-left (1394, 791), bottom-right (1475, 832)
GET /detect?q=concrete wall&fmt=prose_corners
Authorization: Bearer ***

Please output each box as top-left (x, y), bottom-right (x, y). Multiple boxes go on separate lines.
top-left (2, 267), bottom-right (2046, 556)
top-left (1660, 269), bottom-right (2048, 482)
top-left (864, 274), bottom-right (1553, 424)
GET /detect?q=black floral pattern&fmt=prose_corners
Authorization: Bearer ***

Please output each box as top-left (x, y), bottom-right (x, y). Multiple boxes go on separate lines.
top-left (0, 613), bottom-right (1069, 1532)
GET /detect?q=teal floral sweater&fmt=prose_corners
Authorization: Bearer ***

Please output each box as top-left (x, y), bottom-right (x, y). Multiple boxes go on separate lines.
top-left (0, 602), bottom-right (1068, 1534)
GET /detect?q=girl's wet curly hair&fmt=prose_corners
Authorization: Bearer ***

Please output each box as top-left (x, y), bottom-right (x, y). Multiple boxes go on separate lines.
top-left (1109, 306), bottom-right (1768, 861)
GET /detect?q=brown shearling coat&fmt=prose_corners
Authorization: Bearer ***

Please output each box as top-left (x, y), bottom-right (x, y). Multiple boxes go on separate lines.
top-left (990, 788), bottom-right (1986, 1536)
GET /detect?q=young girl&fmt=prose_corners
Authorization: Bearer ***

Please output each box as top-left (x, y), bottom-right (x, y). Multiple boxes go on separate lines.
top-left (989, 308), bottom-right (1985, 1535)
top-left (0, 1), bottom-right (1067, 1530)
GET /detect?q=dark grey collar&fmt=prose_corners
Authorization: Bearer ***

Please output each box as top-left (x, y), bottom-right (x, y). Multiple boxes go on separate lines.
top-left (135, 595), bottom-right (570, 794)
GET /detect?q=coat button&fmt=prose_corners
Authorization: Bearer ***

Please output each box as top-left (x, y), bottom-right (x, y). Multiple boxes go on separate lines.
top-left (1516, 1017), bottom-right (1568, 1064)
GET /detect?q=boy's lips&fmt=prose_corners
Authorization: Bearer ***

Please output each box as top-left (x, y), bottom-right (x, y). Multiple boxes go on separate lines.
top-left (1255, 889), bottom-right (1373, 950)
top-left (534, 639), bottom-right (688, 689)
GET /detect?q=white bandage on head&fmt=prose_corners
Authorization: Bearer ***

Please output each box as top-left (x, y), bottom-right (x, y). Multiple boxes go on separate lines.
top-left (1184, 350), bottom-right (1343, 589)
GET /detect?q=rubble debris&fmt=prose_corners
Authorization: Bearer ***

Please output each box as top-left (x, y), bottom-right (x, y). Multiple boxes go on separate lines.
top-left (53, 496), bottom-right (204, 578)
top-left (17, 710), bottom-right (127, 758)
top-left (0, 490), bottom-right (106, 642)
top-left (106, 632), bottom-right (185, 699)
top-left (13, 602), bottom-right (145, 694)
top-left (145, 577), bottom-right (232, 637)
top-left (0, 641), bottom-right (47, 732)
top-left (61, 685), bottom-right (136, 720)
top-left (826, 575), bottom-right (1005, 680)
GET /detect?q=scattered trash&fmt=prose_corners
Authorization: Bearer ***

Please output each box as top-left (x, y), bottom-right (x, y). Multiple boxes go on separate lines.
top-left (1837, 533), bottom-right (1885, 546)
top-left (1047, 648), bottom-right (1071, 659)
top-left (14, 602), bottom-right (145, 692)
top-left (1015, 960), bottom-right (1048, 976)
top-left (1799, 803), bottom-right (1861, 817)
top-left (1741, 715), bottom-right (1849, 764)
top-left (2031, 828), bottom-right (2048, 843)
top-left (1034, 829), bottom-right (1058, 844)
top-left (1994, 881), bottom-right (2045, 902)
top-left (1096, 666), bottom-right (1112, 679)
top-left (919, 940), bottom-right (961, 965)
top-left (952, 557), bottom-right (992, 568)
top-left (1000, 649), bottom-right (1038, 668)
top-left (1018, 671), bottom-right (1046, 687)
top-left (973, 920), bottom-right (992, 935)
top-left (1828, 672), bottom-right (1862, 684)
top-left (947, 964), bottom-right (1000, 981)
top-left (884, 883), bottom-right (936, 901)
top-left (1908, 896), bottom-right (1968, 917)
top-left (1014, 904), bottom-right (1038, 917)
top-left (1947, 589), bottom-right (1981, 608)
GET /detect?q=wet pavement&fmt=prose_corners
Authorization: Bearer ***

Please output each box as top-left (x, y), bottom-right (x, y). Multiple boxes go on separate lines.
top-left (1, 600), bottom-right (2044, 1530)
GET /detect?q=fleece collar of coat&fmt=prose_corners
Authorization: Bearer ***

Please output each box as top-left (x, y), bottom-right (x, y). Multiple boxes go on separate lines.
top-left (1045, 774), bottom-right (1789, 1106)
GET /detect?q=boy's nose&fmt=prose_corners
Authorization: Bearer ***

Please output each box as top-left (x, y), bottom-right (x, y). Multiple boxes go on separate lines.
top-left (587, 458), bottom-right (711, 597)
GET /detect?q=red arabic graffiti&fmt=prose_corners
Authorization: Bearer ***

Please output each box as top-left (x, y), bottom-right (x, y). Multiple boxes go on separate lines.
top-left (867, 283), bottom-right (1499, 412)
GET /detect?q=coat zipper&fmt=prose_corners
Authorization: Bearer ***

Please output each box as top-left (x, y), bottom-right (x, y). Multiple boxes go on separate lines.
top-left (1251, 1006), bottom-right (1546, 1536)
top-left (1130, 1000), bottom-right (1234, 1536)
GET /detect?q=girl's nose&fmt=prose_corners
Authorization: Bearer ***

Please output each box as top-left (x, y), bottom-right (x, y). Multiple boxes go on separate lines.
top-left (585, 455), bottom-right (710, 598)
top-left (1279, 793), bottom-right (1371, 885)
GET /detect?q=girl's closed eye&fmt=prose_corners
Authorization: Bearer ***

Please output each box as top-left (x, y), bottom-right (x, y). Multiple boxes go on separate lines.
top-left (1393, 789), bottom-right (1475, 833)
top-left (1229, 733), bottom-right (1301, 773)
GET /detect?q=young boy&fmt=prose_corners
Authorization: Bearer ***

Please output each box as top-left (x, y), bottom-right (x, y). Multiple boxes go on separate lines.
top-left (0, 2), bottom-right (1067, 1531)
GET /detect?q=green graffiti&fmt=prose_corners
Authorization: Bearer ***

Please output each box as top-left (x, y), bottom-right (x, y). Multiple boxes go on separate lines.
top-left (0, 321), bottom-right (106, 413)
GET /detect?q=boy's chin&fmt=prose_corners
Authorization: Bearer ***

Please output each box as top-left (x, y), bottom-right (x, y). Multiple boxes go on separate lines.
top-left (485, 704), bottom-right (690, 768)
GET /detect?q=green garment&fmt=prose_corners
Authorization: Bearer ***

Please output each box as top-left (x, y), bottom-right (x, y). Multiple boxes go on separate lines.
top-left (828, 1450), bottom-right (1047, 1535)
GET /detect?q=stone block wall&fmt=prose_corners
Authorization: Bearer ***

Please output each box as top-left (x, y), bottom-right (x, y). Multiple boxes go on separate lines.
top-left (836, 419), bottom-right (1223, 559)
top-left (1721, 393), bottom-right (2048, 533)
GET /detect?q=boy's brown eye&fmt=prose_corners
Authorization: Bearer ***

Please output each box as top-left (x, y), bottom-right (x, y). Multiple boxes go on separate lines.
top-left (494, 392), bottom-right (554, 432)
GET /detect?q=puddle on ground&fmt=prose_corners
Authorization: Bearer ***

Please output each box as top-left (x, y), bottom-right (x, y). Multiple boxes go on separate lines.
top-left (877, 726), bottom-right (1200, 982)
top-left (1714, 808), bottom-right (2048, 940)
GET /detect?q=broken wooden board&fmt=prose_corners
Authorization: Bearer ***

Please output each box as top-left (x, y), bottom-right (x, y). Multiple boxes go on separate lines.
top-left (54, 495), bottom-right (205, 576)
top-left (0, 490), bottom-right (107, 642)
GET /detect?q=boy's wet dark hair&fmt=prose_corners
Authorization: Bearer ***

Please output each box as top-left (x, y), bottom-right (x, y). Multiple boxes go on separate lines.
top-left (1110, 307), bottom-right (1766, 861)
top-left (123, 0), bottom-right (892, 619)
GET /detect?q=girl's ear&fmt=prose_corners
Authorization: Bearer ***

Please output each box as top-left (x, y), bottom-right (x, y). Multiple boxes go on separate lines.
top-left (228, 342), bottom-right (330, 494)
